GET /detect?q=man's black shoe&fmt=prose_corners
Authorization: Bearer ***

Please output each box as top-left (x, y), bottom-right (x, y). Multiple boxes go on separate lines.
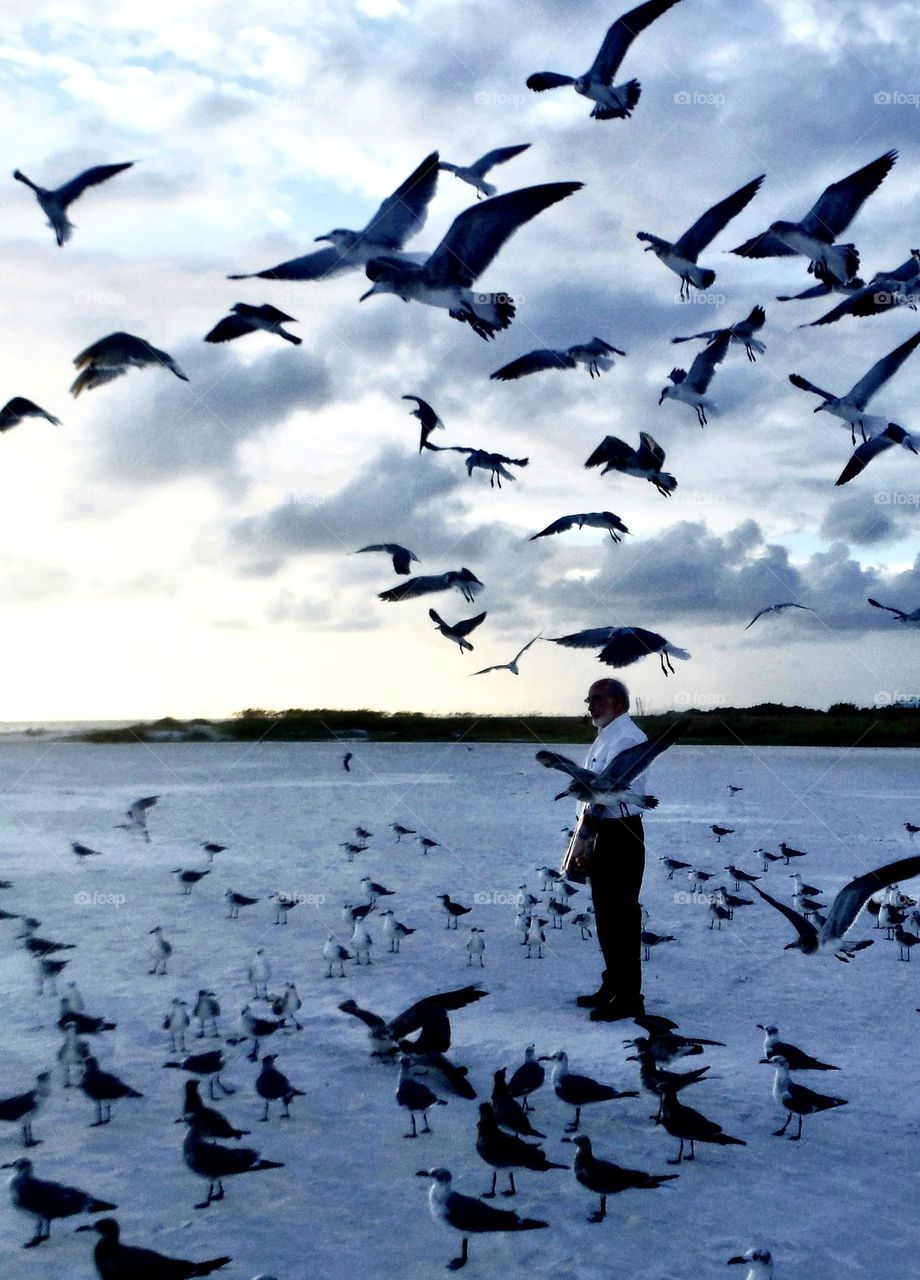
top-left (575, 988), bottom-right (611, 1009)
top-left (588, 998), bottom-right (645, 1023)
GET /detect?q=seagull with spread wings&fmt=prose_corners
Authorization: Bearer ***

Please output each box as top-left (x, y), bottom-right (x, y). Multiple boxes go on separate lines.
top-left (227, 151), bottom-right (439, 281)
top-left (360, 182), bottom-right (582, 340)
top-left (402, 395), bottom-right (444, 452)
top-left (204, 304), bottom-right (300, 345)
top-left (790, 329), bottom-right (920, 443)
top-left (658, 331), bottom-right (731, 426)
top-left (671, 305), bottom-right (767, 362)
top-left (424, 443), bottom-right (528, 487)
top-left (835, 424), bottom-right (916, 486)
top-left (546, 626), bottom-right (690, 676)
top-left (472, 634), bottom-right (542, 675)
top-left (379, 569), bottom-right (482, 604)
top-left (0, 398), bottom-right (61, 432)
top-left (438, 144), bottom-right (530, 198)
top-left (14, 161), bottom-right (133, 247)
top-left (530, 512), bottom-right (629, 542)
top-left (429, 609), bottom-right (487, 653)
top-left (638, 175), bottom-right (764, 297)
top-left (731, 150), bottom-right (897, 288)
top-left (802, 251), bottom-right (920, 325)
top-left (355, 544), bottom-right (419, 575)
top-left (750, 855), bottom-right (920, 960)
top-left (868, 597), bottom-right (920, 626)
top-left (70, 334), bottom-right (188, 397)
top-left (491, 338), bottom-right (625, 381)
top-left (526, 0), bottom-right (682, 120)
top-left (536, 718), bottom-right (689, 808)
top-left (584, 432), bottom-right (677, 495)
top-left (745, 603), bottom-right (816, 630)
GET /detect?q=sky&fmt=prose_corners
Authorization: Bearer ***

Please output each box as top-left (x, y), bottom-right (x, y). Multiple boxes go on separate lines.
top-left (1, 0), bottom-right (919, 720)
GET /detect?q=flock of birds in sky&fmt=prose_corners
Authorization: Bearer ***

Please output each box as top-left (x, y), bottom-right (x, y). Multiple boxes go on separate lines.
top-left (5, 1), bottom-right (920, 1276)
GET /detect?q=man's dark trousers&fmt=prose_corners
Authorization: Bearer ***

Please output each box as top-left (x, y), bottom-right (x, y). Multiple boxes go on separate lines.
top-left (588, 815), bottom-right (645, 1004)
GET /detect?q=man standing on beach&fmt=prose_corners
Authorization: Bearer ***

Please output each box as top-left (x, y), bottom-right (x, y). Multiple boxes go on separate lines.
top-left (572, 677), bottom-right (648, 1023)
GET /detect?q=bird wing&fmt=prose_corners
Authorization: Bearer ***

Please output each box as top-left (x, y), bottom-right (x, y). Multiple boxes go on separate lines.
top-left (391, 986), bottom-right (486, 1040)
top-left (204, 315), bottom-right (255, 343)
top-left (805, 281), bottom-right (893, 324)
top-left (472, 663), bottom-right (509, 675)
top-left (584, 436), bottom-right (632, 470)
top-left (424, 183), bottom-right (581, 289)
top-left (0, 397), bottom-right (60, 428)
top-left (674, 174), bottom-right (765, 259)
top-left (834, 432), bottom-right (897, 486)
top-left (56, 161), bottom-right (133, 208)
top-left (470, 144), bottom-right (531, 177)
top-left (685, 331), bottom-right (730, 391)
top-left (490, 348), bottom-right (575, 380)
top-left (338, 999), bottom-right (387, 1031)
top-left (820, 856), bottom-right (920, 943)
top-left (363, 151), bottom-right (439, 249)
top-left (671, 329), bottom-right (719, 344)
top-left (750, 882), bottom-right (817, 947)
top-left (788, 372), bottom-right (832, 400)
top-left (535, 750), bottom-right (597, 788)
top-left (546, 627), bottom-right (616, 649)
top-left (740, 304), bottom-right (767, 332)
top-left (800, 150), bottom-right (897, 241)
top-left (391, 546), bottom-right (418, 574)
top-left (868, 597), bottom-right (906, 619)
top-left (402, 394), bottom-right (440, 430)
top-left (731, 230), bottom-right (799, 260)
top-left (513, 633), bottom-right (543, 661)
top-left (227, 245), bottom-right (350, 282)
top-left (596, 717), bottom-right (691, 788)
top-left (531, 515), bottom-right (580, 539)
top-left (745, 603), bottom-right (812, 630)
top-left (526, 71), bottom-right (577, 92)
top-left (446, 1188), bottom-right (528, 1232)
top-left (356, 543), bottom-right (392, 554)
top-left (451, 611), bottom-right (487, 637)
top-left (597, 626), bottom-right (666, 668)
top-left (588, 0), bottom-right (682, 84)
top-left (379, 574), bottom-right (445, 602)
top-left (635, 433), bottom-right (666, 470)
top-left (847, 329), bottom-right (920, 409)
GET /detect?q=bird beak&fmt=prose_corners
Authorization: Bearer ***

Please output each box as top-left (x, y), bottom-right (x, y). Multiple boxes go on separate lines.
top-left (625, 1055), bottom-right (638, 1062)
top-left (727, 1260), bottom-right (744, 1267)
top-left (415, 1169), bottom-right (431, 1178)
top-left (559, 1135), bottom-right (573, 1144)
top-left (755, 1024), bottom-right (765, 1030)
top-left (537, 1056), bottom-right (551, 1061)
top-left (783, 941), bottom-right (797, 950)
top-left (552, 790), bottom-right (566, 802)
top-left (658, 390), bottom-right (666, 405)
top-left (75, 1224), bottom-right (96, 1233)
top-left (358, 285), bottom-right (376, 302)
top-left (314, 234), bottom-right (330, 243)
top-left (812, 405), bottom-right (823, 413)
top-left (0, 1161), bottom-right (17, 1169)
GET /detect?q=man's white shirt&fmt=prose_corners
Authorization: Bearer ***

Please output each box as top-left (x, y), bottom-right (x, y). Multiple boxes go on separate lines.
top-left (582, 712), bottom-right (649, 820)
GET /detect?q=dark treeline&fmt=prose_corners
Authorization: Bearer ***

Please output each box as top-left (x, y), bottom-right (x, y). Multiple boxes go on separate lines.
top-left (73, 703), bottom-right (920, 747)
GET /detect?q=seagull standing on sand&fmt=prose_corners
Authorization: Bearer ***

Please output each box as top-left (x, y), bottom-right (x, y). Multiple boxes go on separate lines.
top-left (204, 304), bottom-right (300, 345)
top-left (473, 633), bottom-right (541, 675)
top-left (79, 1057), bottom-right (143, 1126)
top-left (248, 948), bottom-right (271, 998)
top-left (397, 1055), bottom-right (447, 1137)
top-left (379, 568), bottom-right (482, 604)
top-left (76, 1217), bottom-right (231, 1280)
top-left (439, 894), bottom-right (472, 928)
top-left (0, 1074), bottom-right (51, 1148)
top-left (0, 397), bottom-right (61, 432)
top-left (638, 175), bottom-right (764, 297)
top-left (148, 926), bottom-right (172, 975)
top-left (165, 1054), bottom-right (236, 1105)
top-left (181, 1118), bottom-right (284, 1209)
top-left (475, 1102), bottom-right (566, 1198)
top-left (416, 1167), bottom-right (547, 1271)
top-left (659, 331), bottom-right (731, 426)
top-left (789, 328), bottom-right (920, 443)
top-left (360, 182), bottom-right (582, 340)
top-left (745, 603), bottom-right (815, 630)
top-left (759, 1025), bottom-right (841, 1072)
top-left (672, 305), bottom-right (767, 361)
top-left (165, 998), bottom-right (191, 1052)
top-left (14, 161), bottom-right (133, 246)
top-left (255, 1055), bottom-right (304, 1121)
top-left (507, 1045), bottom-right (544, 1111)
top-left (429, 609), bottom-right (487, 653)
top-left (438, 144), bottom-right (530, 198)
top-left (731, 150), bottom-right (897, 287)
top-left (657, 1087), bottom-right (746, 1163)
top-left (751, 854), bottom-right (920, 959)
top-left (227, 152), bottom-right (439, 281)
top-left (766, 1055), bottom-right (847, 1140)
top-left (71, 335), bottom-right (188, 397)
top-left (3, 1157), bottom-right (115, 1247)
top-left (403, 395), bottom-right (444, 452)
top-left (584, 432), bottom-right (677, 495)
top-left (567, 1134), bottom-right (676, 1223)
top-left (491, 337), bottom-right (625, 381)
top-left (540, 1050), bottom-right (638, 1132)
top-left (526, 0), bottom-right (682, 120)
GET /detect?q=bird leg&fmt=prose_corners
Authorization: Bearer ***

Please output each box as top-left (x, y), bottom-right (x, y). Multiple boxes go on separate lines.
top-left (23, 1220), bottom-right (49, 1248)
top-left (565, 1107), bottom-right (581, 1134)
top-left (773, 1110), bottom-right (792, 1137)
top-left (668, 1139), bottom-right (684, 1165)
top-left (261, 1100), bottom-right (270, 1122)
top-left (502, 1171), bottom-right (517, 1198)
top-left (482, 1171), bottom-right (497, 1199)
top-left (90, 1100), bottom-right (106, 1127)
top-left (589, 1193), bottom-right (607, 1224)
top-left (790, 1114), bottom-right (803, 1141)
top-left (448, 1239), bottom-right (470, 1271)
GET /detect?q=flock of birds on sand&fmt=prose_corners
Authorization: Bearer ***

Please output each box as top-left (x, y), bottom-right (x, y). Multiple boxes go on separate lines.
top-left (5, 1), bottom-right (920, 1276)
top-left (1, 764), bottom-right (919, 1276)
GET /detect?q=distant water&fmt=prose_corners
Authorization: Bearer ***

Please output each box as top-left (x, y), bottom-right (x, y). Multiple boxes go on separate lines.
top-left (0, 720), bottom-right (137, 736)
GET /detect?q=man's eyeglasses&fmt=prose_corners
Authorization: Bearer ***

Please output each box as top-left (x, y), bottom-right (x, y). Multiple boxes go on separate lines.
top-left (584, 694), bottom-right (609, 705)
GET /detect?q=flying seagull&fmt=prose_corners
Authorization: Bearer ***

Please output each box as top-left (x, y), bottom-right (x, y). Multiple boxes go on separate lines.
top-left (526, 0), bottom-right (682, 120)
top-left (355, 544), bottom-right (419, 575)
top-left (71, 334), bottom-right (188, 397)
top-left (360, 182), bottom-right (582, 340)
top-left (402, 395), bottom-right (444, 452)
top-left (536, 718), bottom-right (690, 808)
top-left (379, 568), bottom-right (482, 604)
top-left (750, 854), bottom-right (920, 959)
top-left (429, 609), bottom-right (487, 653)
top-left (227, 151), bottom-right (439, 281)
top-left (0, 398), bottom-right (61, 432)
top-left (13, 161), bottom-right (133, 246)
top-left (868, 597), bottom-right (920, 625)
top-left (804, 252), bottom-right (920, 326)
top-left (584, 432), bottom-right (677, 495)
top-left (638, 175), bottom-right (764, 297)
top-left (424, 443), bottom-right (528, 487)
top-left (116, 795), bottom-right (158, 842)
top-left (659, 331), bottom-right (731, 426)
top-left (789, 329), bottom-right (920, 443)
top-left (438, 144), bottom-right (531, 198)
top-left (491, 338), bottom-right (625, 381)
top-left (546, 625), bottom-right (690, 676)
top-left (671, 305), bottom-right (767, 362)
top-left (530, 512), bottom-right (629, 542)
top-left (835, 424), bottom-right (916, 486)
top-left (731, 150), bottom-right (897, 287)
top-left (204, 304), bottom-right (300, 345)
top-left (745, 603), bottom-right (816, 630)
top-left (472, 633), bottom-right (542, 675)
